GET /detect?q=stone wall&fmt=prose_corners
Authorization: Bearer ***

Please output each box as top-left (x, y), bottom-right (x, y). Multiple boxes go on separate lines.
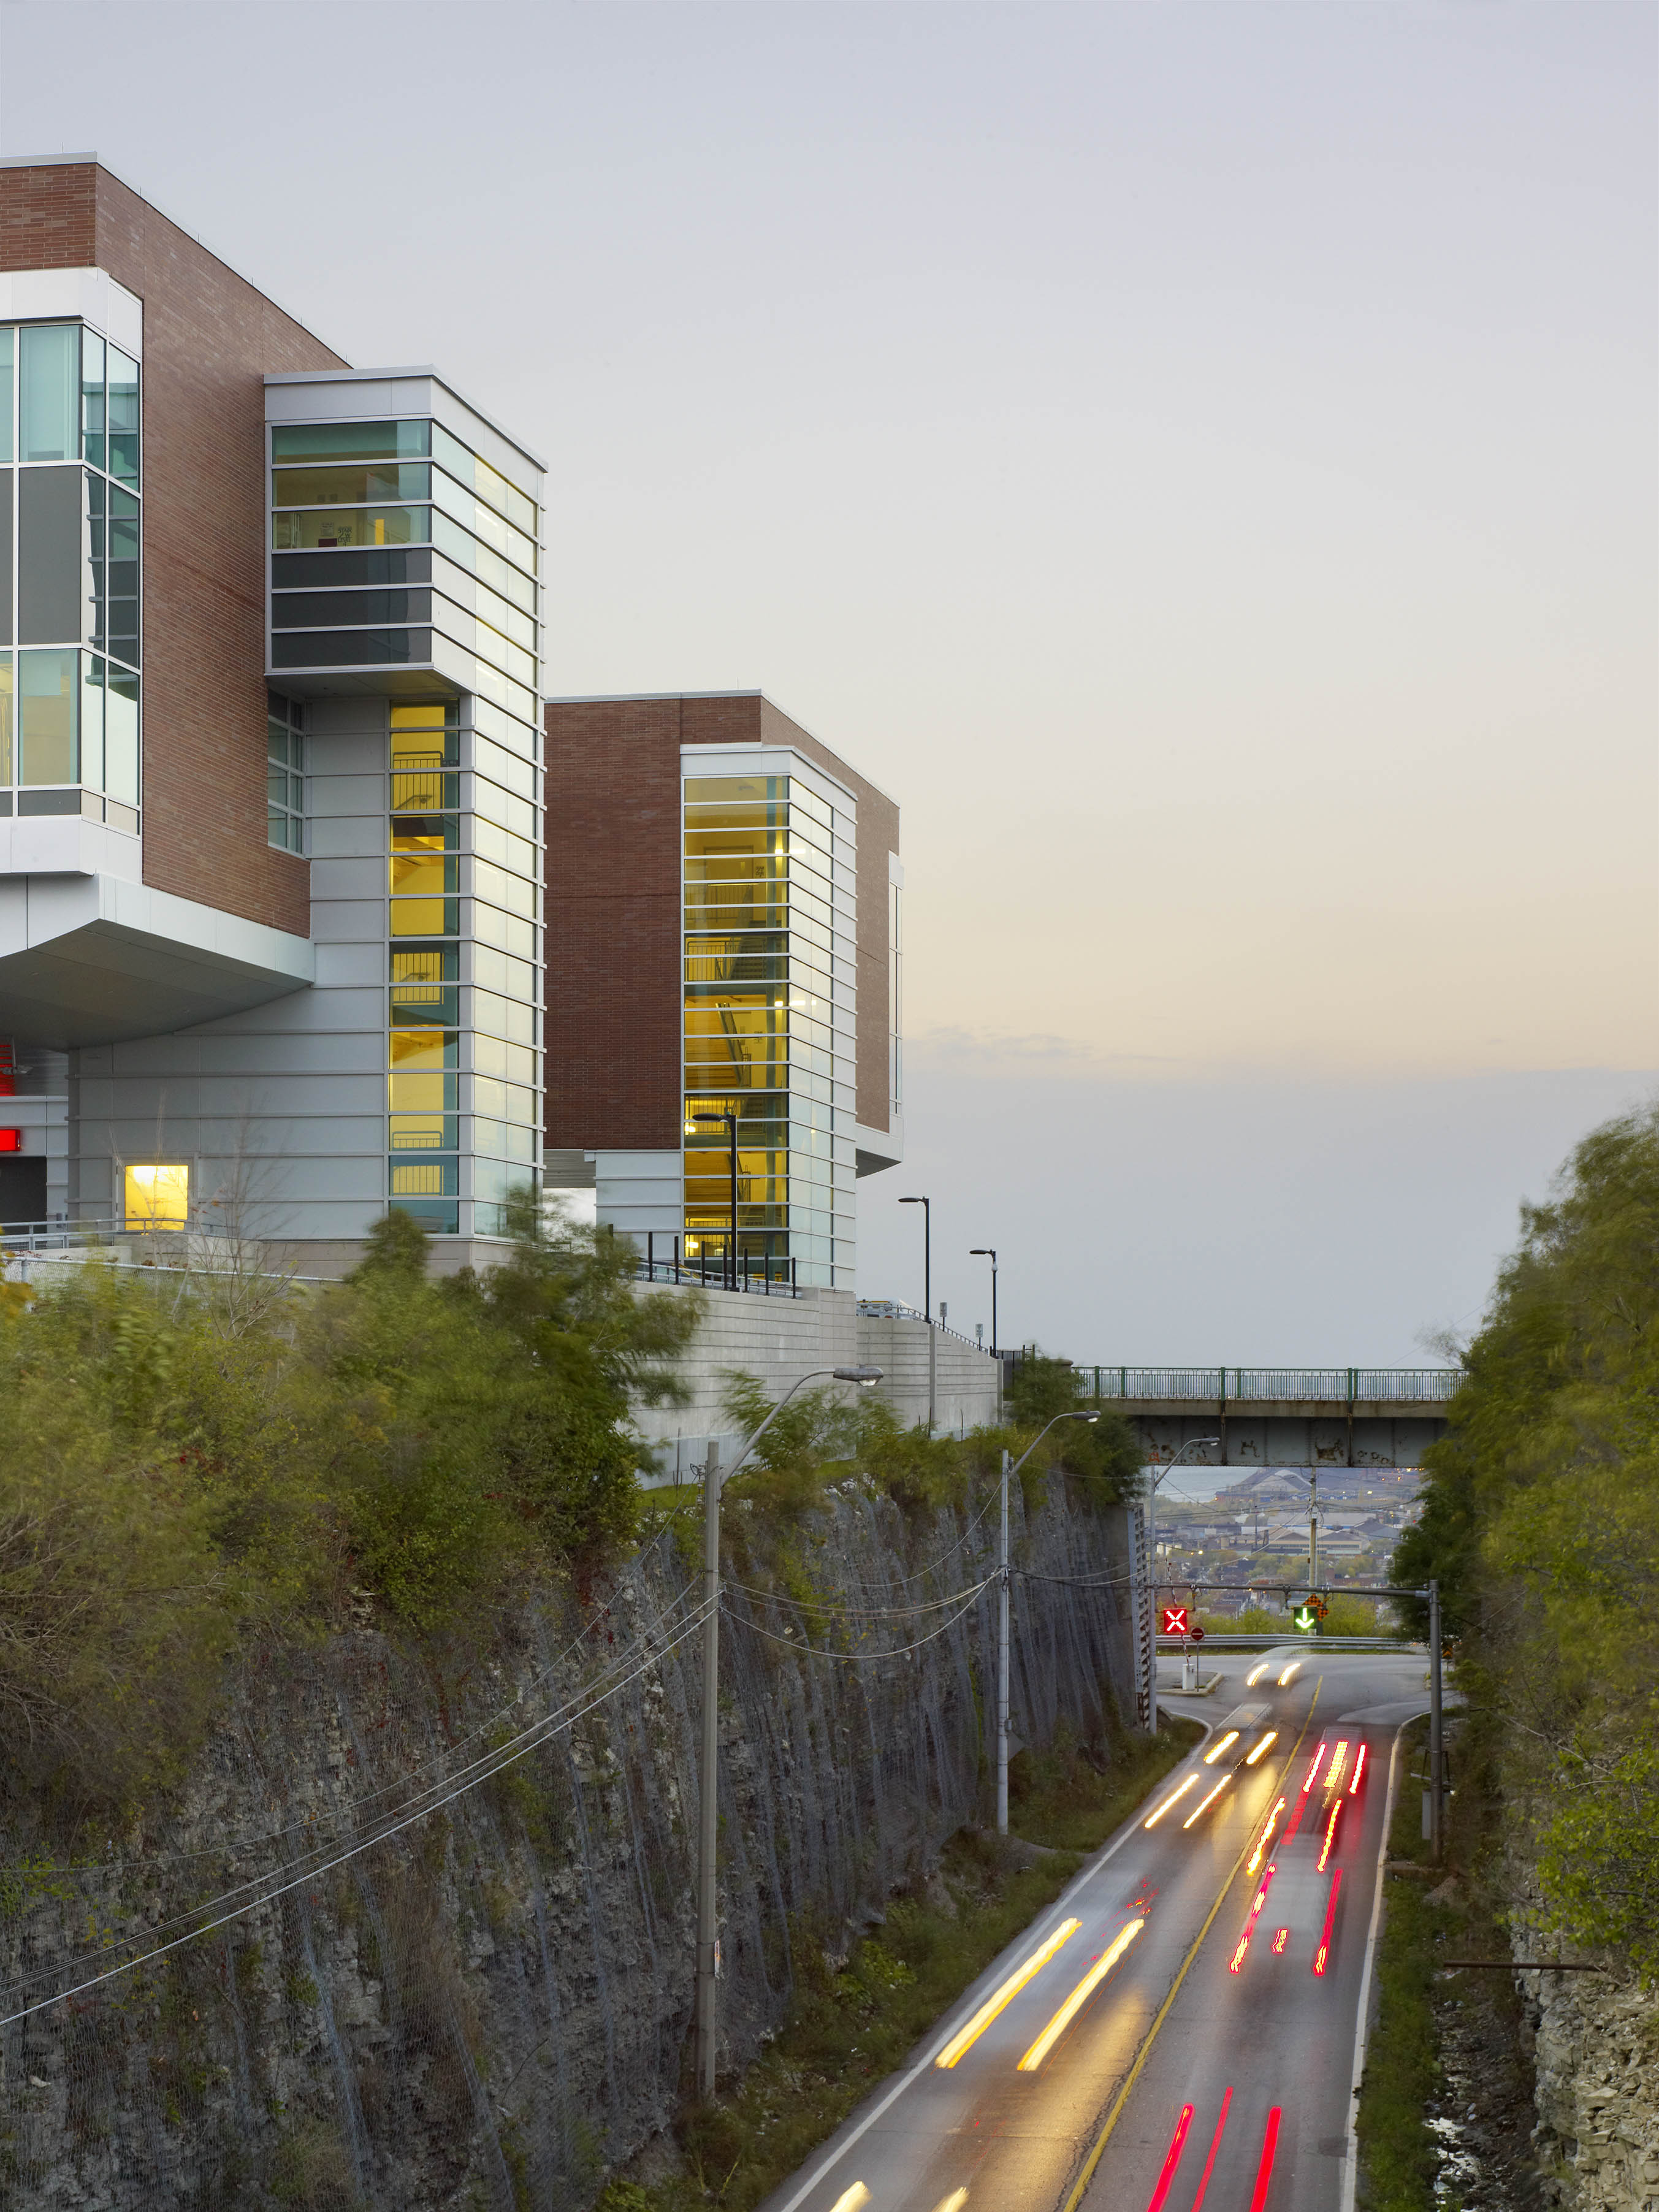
top-left (1527, 1963), bottom-right (1659, 2206)
top-left (0, 1473), bottom-right (1133, 2208)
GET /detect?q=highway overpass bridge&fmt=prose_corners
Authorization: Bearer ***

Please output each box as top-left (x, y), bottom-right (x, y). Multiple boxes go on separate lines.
top-left (1070, 1365), bottom-right (1460, 1466)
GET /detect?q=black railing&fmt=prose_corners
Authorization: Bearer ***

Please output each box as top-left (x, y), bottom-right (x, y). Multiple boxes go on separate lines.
top-left (635, 1230), bottom-right (802, 1297)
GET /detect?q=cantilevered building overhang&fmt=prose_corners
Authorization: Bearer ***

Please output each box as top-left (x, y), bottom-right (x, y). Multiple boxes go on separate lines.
top-left (0, 866), bottom-right (313, 1048)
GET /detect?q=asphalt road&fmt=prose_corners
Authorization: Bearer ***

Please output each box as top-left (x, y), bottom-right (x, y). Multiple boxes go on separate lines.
top-left (758, 1647), bottom-right (1428, 2212)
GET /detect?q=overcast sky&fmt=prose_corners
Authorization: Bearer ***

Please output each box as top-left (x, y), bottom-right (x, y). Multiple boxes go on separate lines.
top-left (2, 1), bottom-right (1652, 1361)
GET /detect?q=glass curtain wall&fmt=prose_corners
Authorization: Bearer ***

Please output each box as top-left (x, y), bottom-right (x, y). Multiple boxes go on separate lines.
top-left (0, 319), bottom-right (141, 827)
top-left (387, 700), bottom-right (541, 1240)
top-left (270, 419), bottom-right (538, 724)
top-left (682, 774), bottom-right (856, 1289)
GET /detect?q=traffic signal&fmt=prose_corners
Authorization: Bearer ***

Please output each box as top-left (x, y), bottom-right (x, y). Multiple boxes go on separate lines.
top-left (1293, 1603), bottom-right (1318, 1634)
top-left (1161, 1606), bottom-right (1189, 1637)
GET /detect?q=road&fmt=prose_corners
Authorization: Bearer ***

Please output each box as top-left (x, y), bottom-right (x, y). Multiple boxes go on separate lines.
top-left (758, 1647), bottom-right (1428, 2212)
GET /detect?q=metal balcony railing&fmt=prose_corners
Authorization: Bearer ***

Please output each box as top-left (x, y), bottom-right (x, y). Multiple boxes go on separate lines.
top-left (1074, 1367), bottom-right (1463, 1405)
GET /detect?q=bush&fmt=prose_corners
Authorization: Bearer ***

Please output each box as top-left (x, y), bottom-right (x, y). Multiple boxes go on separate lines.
top-left (0, 1206), bottom-right (699, 1819)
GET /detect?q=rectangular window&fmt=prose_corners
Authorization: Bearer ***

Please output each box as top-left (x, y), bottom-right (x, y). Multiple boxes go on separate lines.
top-left (123, 1161), bottom-right (189, 1230)
top-left (105, 669), bottom-right (139, 806)
top-left (431, 509), bottom-right (536, 614)
top-left (389, 1161), bottom-right (459, 1197)
top-left (272, 547), bottom-right (432, 592)
top-left (80, 655), bottom-right (104, 792)
top-left (107, 350), bottom-right (139, 487)
top-left (0, 652), bottom-right (11, 781)
top-left (18, 648), bottom-right (77, 784)
top-left (271, 462), bottom-right (430, 509)
top-left (272, 421), bottom-right (430, 466)
top-left (391, 1112), bottom-right (457, 1152)
top-left (80, 329), bottom-right (105, 470)
top-left (17, 467), bottom-right (82, 644)
top-left (271, 589), bottom-right (432, 629)
top-left (430, 422), bottom-right (538, 538)
top-left (105, 486), bottom-right (139, 668)
top-left (267, 693), bottom-right (306, 852)
top-left (272, 506), bottom-right (429, 553)
top-left (20, 325), bottom-right (78, 462)
top-left (273, 628), bottom-right (432, 669)
top-left (0, 330), bottom-right (12, 465)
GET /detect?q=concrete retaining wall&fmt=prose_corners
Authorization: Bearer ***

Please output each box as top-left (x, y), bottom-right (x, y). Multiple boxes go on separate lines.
top-left (632, 1285), bottom-right (1002, 1480)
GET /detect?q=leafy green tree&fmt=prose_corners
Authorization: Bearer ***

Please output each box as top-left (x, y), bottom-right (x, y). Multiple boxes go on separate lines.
top-left (1394, 1102), bottom-right (1659, 1977)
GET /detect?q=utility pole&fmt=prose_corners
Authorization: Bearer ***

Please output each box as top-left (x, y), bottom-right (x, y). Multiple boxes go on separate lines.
top-left (1428, 1577), bottom-right (1444, 1864)
top-left (695, 1440), bottom-right (722, 2097)
top-left (997, 1448), bottom-right (1012, 1834)
top-left (693, 1365), bottom-right (881, 2100)
top-left (1308, 1466), bottom-right (1320, 1602)
top-left (899, 1195), bottom-right (932, 1428)
top-left (994, 1410), bottom-right (1099, 1833)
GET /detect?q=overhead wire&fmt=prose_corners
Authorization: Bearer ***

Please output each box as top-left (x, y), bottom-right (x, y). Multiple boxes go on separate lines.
top-left (722, 1581), bottom-right (991, 1664)
top-left (0, 1598), bottom-right (715, 2016)
top-left (1, 1565), bottom-right (706, 1879)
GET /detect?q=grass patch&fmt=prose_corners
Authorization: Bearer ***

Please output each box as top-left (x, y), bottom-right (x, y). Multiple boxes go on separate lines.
top-left (598, 1720), bottom-right (1201, 2212)
top-left (1355, 1720), bottom-right (1441, 2210)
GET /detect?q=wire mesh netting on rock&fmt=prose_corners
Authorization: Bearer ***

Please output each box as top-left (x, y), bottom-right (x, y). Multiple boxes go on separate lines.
top-left (0, 1474), bottom-right (1133, 2208)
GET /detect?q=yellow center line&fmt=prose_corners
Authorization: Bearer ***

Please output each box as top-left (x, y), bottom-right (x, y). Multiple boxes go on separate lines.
top-left (1057, 1677), bottom-right (1325, 2212)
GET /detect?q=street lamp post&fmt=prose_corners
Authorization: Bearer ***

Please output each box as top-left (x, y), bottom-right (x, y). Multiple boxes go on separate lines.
top-left (968, 1247), bottom-right (998, 1360)
top-left (692, 1109), bottom-right (739, 1291)
top-left (1277, 1469), bottom-right (1322, 1614)
top-left (996, 1410), bottom-right (1099, 1833)
top-left (1141, 1436), bottom-right (1222, 1728)
top-left (899, 1194), bottom-right (934, 1430)
top-left (695, 1361), bottom-right (882, 2099)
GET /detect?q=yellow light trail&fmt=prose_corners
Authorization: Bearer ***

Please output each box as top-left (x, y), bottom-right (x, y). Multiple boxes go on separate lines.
top-left (828, 2189), bottom-right (871, 2212)
top-left (1246, 1798), bottom-right (1286, 1875)
top-left (1278, 1660), bottom-right (1302, 1687)
top-left (1144, 1774), bottom-right (1199, 1828)
top-left (1271, 1926), bottom-right (1289, 1954)
top-left (1204, 1731), bottom-right (1240, 1765)
top-left (1246, 1661), bottom-right (1270, 1687)
top-left (1245, 1730), bottom-right (1278, 1766)
top-left (929, 2194), bottom-right (969, 2212)
top-left (1324, 1739), bottom-right (1349, 1795)
top-left (934, 1919), bottom-right (1081, 2068)
top-left (1015, 1918), bottom-right (1145, 2071)
top-left (1182, 1774), bottom-right (1232, 1829)
top-left (1317, 1799), bottom-right (1342, 1872)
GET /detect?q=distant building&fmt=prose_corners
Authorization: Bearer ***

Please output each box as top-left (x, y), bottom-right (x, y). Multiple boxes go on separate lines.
top-left (0, 155), bottom-right (543, 1264)
top-left (541, 692), bottom-right (902, 1289)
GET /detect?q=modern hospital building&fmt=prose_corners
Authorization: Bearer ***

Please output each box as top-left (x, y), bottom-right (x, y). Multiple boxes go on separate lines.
top-left (0, 156), bottom-right (903, 1293)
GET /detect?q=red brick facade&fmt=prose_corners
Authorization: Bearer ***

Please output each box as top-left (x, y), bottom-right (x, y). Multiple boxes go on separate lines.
top-left (542, 697), bottom-right (685, 1151)
top-left (542, 692), bottom-right (900, 1153)
top-left (1, 161), bottom-right (348, 937)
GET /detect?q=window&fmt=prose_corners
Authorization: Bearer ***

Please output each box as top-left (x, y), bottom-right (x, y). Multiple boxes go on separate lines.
top-left (124, 1162), bottom-right (189, 1230)
top-left (272, 421), bottom-right (429, 466)
top-left (18, 649), bottom-right (77, 784)
top-left (20, 325), bottom-right (78, 462)
top-left (267, 692), bottom-right (306, 852)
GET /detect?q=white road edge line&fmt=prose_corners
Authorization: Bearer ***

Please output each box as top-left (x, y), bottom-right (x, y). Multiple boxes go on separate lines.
top-left (1341, 1710), bottom-right (1423, 2212)
top-left (771, 1706), bottom-right (1226, 2212)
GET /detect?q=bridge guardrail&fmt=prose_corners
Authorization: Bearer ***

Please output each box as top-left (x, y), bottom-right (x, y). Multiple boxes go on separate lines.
top-left (1074, 1366), bottom-right (1462, 1404)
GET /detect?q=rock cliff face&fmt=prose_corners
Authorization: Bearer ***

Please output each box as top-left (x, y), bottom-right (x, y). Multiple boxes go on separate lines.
top-left (0, 1475), bottom-right (1133, 2208)
top-left (1528, 1969), bottom-right (1659, 2210)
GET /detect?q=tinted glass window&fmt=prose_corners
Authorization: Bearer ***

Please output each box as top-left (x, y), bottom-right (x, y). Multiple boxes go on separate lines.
top-left (271, 421), bottom-right (429, 465)
top-left (271, 547), bottom-right (430, 590)
top-left (107, 351), bottom-right (139, 487)
top-left (270, 589), bottom-right (431, 628)
top-left (20, 325), bottom-right (78, 462)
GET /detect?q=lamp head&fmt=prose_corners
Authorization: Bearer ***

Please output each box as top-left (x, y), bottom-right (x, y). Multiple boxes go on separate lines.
top-left (899, 1196), bottom-right (925, 1205)
top-left (833, 1365), bottom-right (883, 1386)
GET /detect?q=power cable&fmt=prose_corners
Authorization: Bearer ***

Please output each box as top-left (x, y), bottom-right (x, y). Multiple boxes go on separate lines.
top-left (0, 1601), bottom-right (714, 2014)
top-left (720, 1581), bottom-right (990, 1665)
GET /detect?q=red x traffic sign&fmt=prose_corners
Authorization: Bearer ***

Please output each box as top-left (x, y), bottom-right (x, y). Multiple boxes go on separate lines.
top-left (1161, 1606), bottom-right (1189, 1636)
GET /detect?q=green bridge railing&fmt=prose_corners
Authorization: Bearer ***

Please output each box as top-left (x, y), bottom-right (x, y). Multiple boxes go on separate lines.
top-left (1075, 1367), bottom-right (1462, 1405)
